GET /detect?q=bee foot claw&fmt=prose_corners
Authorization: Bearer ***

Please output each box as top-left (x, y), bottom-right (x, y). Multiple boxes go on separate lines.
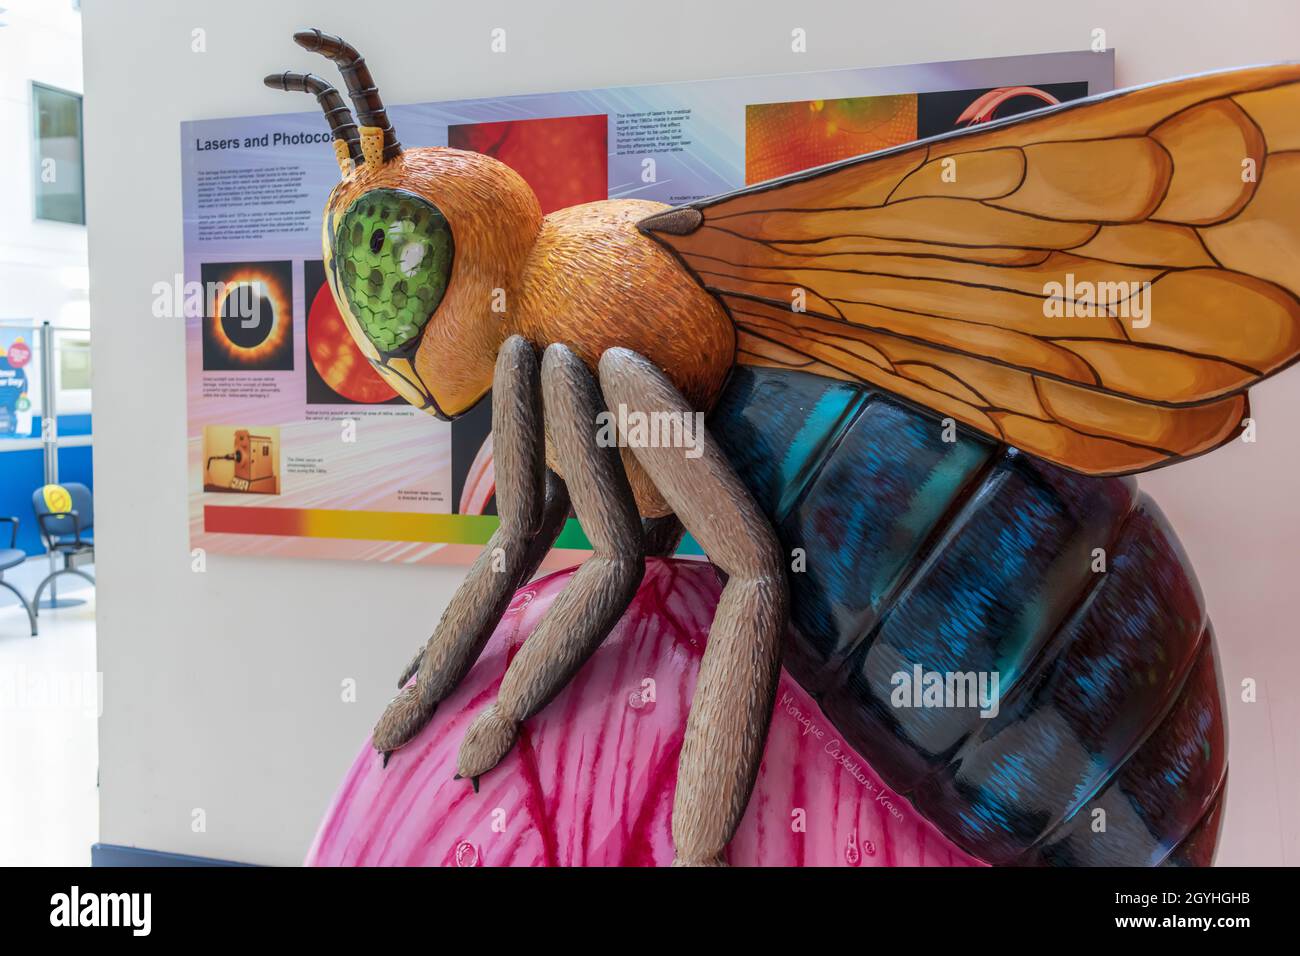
top-left (456, 703), bottom-right (519, 781)
top-left (452, 772), bottom-right (481, 793)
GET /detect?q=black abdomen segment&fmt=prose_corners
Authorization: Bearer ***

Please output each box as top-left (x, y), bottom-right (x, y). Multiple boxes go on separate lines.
top-left (709, 367), bottom-right (1227, 866)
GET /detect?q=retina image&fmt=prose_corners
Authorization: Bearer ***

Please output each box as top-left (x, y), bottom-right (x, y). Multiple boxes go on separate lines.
top-left (745, 94), bottom-right (919, 183)
top-left (447, 114), bottom-right (608, 215)
top-left (303, 259), bottom-right (403, 406)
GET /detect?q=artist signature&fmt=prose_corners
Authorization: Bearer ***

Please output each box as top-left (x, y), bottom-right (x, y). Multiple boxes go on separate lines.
top-left (777, 691), bottom-right (905, 822)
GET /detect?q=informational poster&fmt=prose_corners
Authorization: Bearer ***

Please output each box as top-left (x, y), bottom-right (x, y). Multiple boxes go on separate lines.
top-left (0, 330), bottom-right (35, 439)
top-left (181, 50), bottom-right (1113, 565)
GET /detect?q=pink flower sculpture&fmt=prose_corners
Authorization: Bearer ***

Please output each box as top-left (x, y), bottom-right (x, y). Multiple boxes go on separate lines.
top-left (308, 558), bottom-right (980, 867)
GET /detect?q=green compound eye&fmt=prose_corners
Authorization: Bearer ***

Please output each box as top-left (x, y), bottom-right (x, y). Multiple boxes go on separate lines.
top-left (333, 188), bottom-right (454, 354)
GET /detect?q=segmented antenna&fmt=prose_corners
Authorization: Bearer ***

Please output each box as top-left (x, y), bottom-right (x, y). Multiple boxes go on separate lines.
top-left (293, 28), bottom-right (402, 161)
top-left (262, 71), bottom-right (363, 165)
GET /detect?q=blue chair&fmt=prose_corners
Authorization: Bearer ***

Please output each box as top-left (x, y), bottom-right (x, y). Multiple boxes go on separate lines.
top-left (32, 482), bottom-right (95, 614)
top-left (0, 516), bottom-right (37, 636)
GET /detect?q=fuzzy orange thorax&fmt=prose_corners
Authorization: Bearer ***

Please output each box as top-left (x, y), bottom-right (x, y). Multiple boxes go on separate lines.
top-left (323, 143), bottom-right (734, 428)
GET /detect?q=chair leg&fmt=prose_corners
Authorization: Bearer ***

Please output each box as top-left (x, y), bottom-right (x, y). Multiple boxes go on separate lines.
top-left (0, 579), bottom-right (38, 636)
top-left (34, 568), bottom-right (96, 615)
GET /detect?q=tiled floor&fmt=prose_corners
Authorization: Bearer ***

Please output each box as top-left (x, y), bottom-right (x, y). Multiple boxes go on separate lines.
top-left (0, 558), bottom-right (97, 866)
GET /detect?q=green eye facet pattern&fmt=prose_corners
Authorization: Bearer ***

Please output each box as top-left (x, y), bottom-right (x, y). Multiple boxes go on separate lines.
top-left (334, 188), bottom-right (454, 353)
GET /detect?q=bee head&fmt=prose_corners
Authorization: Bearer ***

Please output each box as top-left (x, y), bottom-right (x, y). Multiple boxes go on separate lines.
top-left (265, 29), bottom-right (541, 419)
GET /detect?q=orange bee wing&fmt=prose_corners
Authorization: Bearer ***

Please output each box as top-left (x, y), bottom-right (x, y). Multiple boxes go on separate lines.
top-left (639, 64), bottom-right (1300, 476)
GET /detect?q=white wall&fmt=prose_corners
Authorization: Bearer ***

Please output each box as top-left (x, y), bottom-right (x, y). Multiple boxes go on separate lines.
top-left (85, 0), bottom-right (1300, 865)
top-left (0, 1), bottom-right (88, 332)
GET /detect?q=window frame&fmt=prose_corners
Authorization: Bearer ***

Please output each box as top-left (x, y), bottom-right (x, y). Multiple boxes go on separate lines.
top-left (31, 80), bottom-right (87, 227)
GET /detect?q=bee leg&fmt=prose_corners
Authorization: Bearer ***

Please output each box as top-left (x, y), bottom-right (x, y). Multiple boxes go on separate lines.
top-left (393, 469), bottom-right (568, 689)
top-left (373, 336), bottom-right (569, 756)
top-left (598, 347), bottom-right (788, 867)
top-left (642, 513), bottom-right (685, 557)
top-left (457, 343), bottom-right (646, 780)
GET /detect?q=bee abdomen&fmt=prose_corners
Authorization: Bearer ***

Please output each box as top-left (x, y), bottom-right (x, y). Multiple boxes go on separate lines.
top-left (710, 367), bottom-right (1227, 866)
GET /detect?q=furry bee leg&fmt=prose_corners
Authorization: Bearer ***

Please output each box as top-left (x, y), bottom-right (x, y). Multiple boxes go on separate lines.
top-left (394, 469), bottom-right (569, 689)
top-left (598, 347), bottom-right (788, 867)
top-left (457, 343), bottom-right (646, 780)
top-left (373, 336), bottom-right (568, 756)
top-left (642, 513), bottom-right (685, 557)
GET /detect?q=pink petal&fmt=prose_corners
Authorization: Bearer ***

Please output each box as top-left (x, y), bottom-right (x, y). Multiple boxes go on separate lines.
top-left (307, 558), bottom-right (982, 867)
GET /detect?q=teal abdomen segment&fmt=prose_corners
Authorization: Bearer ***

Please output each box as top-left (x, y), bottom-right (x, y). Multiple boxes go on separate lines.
top-left (825, 447), bottom-right (1140, 790)
top-left (705, 368), bottom-right (866, 522)
top-left (708, 366), bottom-right (1226, 867)
top-left (776, 396), bottom-right (995, 689)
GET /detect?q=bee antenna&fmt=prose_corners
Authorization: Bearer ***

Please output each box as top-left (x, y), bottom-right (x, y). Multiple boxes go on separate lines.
top-left (263, 71), bottom-right (363, 165)
top-left (293, 28), bottom-right (402, 161)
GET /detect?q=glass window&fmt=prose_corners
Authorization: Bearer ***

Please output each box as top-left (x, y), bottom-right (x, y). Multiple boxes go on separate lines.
top-left (58, 333), bottom-right (92, 392)
top-left (32, 83), bottom-right (85, 225)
